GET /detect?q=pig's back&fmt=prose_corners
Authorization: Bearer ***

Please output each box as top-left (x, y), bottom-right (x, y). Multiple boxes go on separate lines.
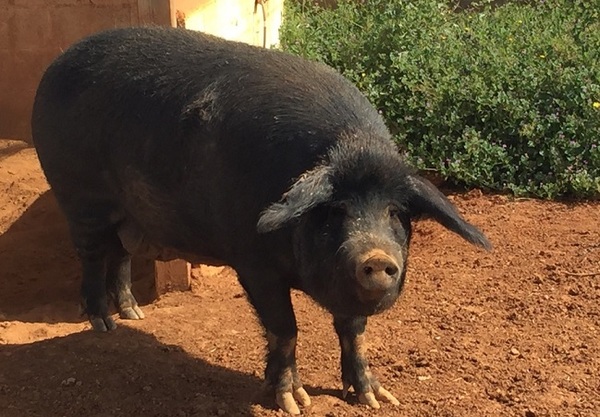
top-left (31, 26), bottom-right (389, 260)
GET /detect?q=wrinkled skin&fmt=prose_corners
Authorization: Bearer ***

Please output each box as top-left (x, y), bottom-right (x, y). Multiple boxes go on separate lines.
top-left (32, 27), bottom-right (491, 414)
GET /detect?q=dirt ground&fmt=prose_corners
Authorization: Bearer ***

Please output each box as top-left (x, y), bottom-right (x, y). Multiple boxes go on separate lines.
top-left (0, 138), bottom-right (598, 417)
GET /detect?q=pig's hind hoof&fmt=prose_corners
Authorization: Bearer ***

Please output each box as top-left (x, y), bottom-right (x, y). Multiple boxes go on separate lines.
top-left (276, 387), bottom-right (311, 415)
top-left (89, 315), bottom-right (117, 332)
top-left (119, 305), bottom-right (145, 320)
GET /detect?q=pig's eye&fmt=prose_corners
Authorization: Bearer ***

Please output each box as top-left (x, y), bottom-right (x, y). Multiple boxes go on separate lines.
top-left (389, 206), bottom-right (402, 221)
top-left (329, 202), bottom-right (348, 218)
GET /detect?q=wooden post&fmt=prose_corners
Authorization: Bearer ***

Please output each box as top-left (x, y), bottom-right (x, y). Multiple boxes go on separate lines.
top-left (154, 259), bottom-right (191, 296)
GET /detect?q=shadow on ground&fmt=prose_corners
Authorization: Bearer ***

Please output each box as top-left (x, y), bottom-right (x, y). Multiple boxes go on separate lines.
top-left (0, 326), bottom-right (263, 417)
top-left (0, 190), bottom-right (156, 324)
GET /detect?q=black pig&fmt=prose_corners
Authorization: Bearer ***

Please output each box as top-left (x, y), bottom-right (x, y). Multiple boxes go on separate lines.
top-left (32, 27), bottom-right (491, 414)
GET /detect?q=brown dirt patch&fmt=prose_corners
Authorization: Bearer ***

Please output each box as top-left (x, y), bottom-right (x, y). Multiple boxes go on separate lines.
top-left (0, 139), bottom-right (598, 417)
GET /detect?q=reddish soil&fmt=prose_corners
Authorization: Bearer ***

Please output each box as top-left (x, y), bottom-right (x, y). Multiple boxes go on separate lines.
top-left (0, 138), bottom-right (598, 417)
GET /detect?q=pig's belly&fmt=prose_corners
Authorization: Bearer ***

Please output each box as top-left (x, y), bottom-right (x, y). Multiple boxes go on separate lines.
top-left (116, 219), bottom-right (228, 266)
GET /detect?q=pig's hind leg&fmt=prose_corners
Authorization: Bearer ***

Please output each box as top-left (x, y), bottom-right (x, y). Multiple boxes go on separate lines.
top-left (105, 235), bottom-right (145, 321)
top-left (61, 199), bottom-right (141, 331)
top-left (65, 205), bottom-right (119, 332)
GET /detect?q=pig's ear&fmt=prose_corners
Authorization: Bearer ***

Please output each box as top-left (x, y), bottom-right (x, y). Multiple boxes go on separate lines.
top-left (257, 165), bottom-right (333, 233)
top-left (407, 175), bottom-right (492, 250)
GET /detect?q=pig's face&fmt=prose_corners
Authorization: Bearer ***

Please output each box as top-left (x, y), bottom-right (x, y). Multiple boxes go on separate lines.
top-left (292, 194), bottom-right (412, 316)
top-left (257, 136), bottom-right (492, 316)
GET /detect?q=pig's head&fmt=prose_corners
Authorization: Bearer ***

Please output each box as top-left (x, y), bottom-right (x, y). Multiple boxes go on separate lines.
top-left (257, 135), bottom-right (491, 317)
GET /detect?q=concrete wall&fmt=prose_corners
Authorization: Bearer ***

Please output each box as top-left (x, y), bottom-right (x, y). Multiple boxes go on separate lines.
top-left (0, 0), bottom-right (283, 142)
top-left (0, 0), bottom-right (170, 142)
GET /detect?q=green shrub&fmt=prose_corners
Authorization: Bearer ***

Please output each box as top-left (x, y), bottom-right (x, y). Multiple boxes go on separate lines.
top-left (280, 0), bottom-right (600, 199)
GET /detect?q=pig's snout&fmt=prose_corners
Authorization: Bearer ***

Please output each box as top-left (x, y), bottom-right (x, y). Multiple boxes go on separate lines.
top-left (355, 249), bottom-right (401, 300)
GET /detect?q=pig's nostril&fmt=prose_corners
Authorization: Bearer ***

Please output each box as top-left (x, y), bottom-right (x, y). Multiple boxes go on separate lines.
top-left (357, 253), bottom-right (400, 281)
top-left (385, 265), bottom-right (398, 276)
top-left (356, 253), bottom-right (401, 301)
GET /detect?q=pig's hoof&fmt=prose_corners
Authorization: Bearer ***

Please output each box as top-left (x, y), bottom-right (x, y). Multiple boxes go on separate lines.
top-left (89, 315), bottom-right (117, 332)
top-left (343, 382), bottom-right (399, 409)
top-left (276, 387), bottom-right (311, 415)
top-left (119, 305), bottom-right (145, 320)
top-left (357, 387), bottom-right (400, 409)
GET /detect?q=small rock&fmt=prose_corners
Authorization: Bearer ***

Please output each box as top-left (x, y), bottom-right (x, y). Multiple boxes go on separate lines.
top-left (143, 385), bottom-right (152, 392)
top-left (417, 375), bottom-right (431, 381)
top-left (392, 362), bottom-right (405, 372)
top-left (568, 287), bottom-right (579, 296)
top-left (490, 388), bottom-right (510, 404)
top-left (196, 265), bottom-right (227, 277)
top-left (507, 312), bottom-right (519, 321)
top-left (415, 358), bottom-right (430, 367)
top-left (525, 409), bottom-right (536, 417)
top-left (510, 347), bottom-right (520, 356)
top-left (61, 377), bottom-right (77, 387)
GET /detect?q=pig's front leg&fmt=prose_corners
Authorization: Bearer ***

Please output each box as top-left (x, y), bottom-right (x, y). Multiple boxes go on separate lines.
top-left (264, 330), bottom-right (311, 415)
top-left (238, 273), bottom-right (311, 415)
top-left (334, 315), bottom-right (400, 408)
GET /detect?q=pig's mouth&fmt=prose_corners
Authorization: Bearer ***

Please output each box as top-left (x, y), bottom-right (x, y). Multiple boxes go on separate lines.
top-left (296, 243), bottom-right (406, 317)
top-left (310, 247), bottom-right (405, 317)
top-left (321, 268), bottom-right (404, 317)
top-left (300, 267), bottom-right (403, 317)
top-left (351, 248), bottom-right (405, 313)
top-left (354, 283), bottom-right (402, 315)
